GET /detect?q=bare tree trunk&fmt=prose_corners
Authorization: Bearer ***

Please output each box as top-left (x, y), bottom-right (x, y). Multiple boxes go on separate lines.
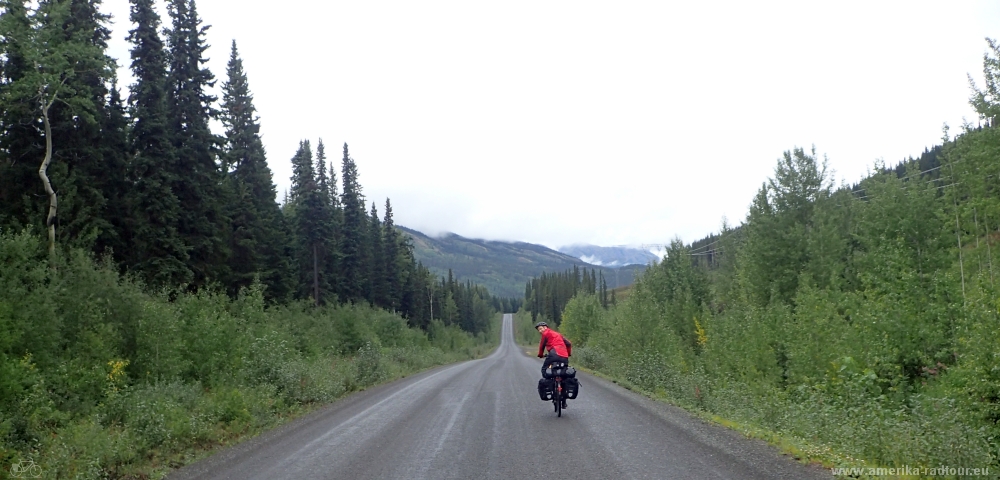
top-left (38, 99), bottom-right (57, 257)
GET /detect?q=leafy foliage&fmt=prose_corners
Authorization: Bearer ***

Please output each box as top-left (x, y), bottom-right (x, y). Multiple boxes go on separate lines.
top-left (551, 40), bottom-right (1000, 471)
top-left (0, 231), bottom-right (497, 477)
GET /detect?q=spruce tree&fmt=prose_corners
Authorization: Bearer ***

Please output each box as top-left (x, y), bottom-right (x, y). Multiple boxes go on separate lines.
top-left (0, 0), bottom-right (41, 231)
top-left (95, 80), bottom-right (131, 258)
top-left (401, 259), bottom-right (430, 328)
top-left (287, 140), bottom-right (342, 304)
top-left (325, 152), bottom-right (343, 297)
top-left (600, 272), bottom-right (608, 308)
top-left (288, 140), bottom-right (321, 302)
top-left (315, 140), bottom-right (331, 202)
top-left (313, 139), bottom-right (338, 299)
top-left (368, 202), bottom-right (386, 307)
top-left (220, 40), bottom-right (293, 299)
top-left (166, 0), bottom-right (230, 288)
top-left (339, 143), bottom-right (368, 303)
top-left (382, 198), bottom-right (403, 310)
top-left (125, 0), bottom-right (190, 286)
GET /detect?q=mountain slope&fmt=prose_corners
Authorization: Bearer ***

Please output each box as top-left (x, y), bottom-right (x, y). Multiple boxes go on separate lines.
top-left (399, 227), bottom-right (643, 298)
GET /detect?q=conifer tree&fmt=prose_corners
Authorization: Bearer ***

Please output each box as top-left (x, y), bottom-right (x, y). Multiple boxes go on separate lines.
top-left (125, 0), bottom-right (190, 286)
top-left (328, 160), bottom-right (342, 212)
top-left (339, 143), bottom-right (368, 303)
top-left (0, 0), bottom-right (42, 230)
top-left (166, 0), bottom-right (230, 288)
top-left (368, 202), bottom-right (386, 307)
top-left (96, 80), bottom-right (131, 258)
top-left (401, 259), bottom-right (431, 328)
top-left (383, 198), bottom-right (403, 310)
top-left (220, 40), bottom-right (292, 299)
top-left (313, 139), bottom-right (339, 298)
top-left (325, 154), bottom-right (343, 297)
top-left (315, 140), bottom-right (330, 202)
top-left (288, 140), bottom-right (328, 304)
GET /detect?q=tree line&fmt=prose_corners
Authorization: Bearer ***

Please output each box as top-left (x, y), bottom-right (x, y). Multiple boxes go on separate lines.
top-left (552, 39), bottom-right (1000, 471)
top-left (0, 0), bottom-right (510, 334)
top-left (0, 1), bottom-right (509, 474)
top-left (523, 265), bottom-right (618, 325)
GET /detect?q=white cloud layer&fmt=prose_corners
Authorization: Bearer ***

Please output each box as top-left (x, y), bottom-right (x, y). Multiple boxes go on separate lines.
top-left (102, 0), bottom-right (1000, 249)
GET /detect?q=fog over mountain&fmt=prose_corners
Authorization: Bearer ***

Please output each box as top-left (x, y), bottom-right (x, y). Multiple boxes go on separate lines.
top-left (558, 244), bottom-right (660, 267)
top-left (398, 228), bottom-right (646, 298)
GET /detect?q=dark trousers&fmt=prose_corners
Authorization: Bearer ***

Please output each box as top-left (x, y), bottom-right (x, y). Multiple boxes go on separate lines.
top-left (541, 350), bottom-right (568, 378)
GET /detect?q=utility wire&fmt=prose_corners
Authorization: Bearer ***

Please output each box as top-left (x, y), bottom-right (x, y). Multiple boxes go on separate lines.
top-left (853, 181), bottom-right (961, 201)
top-left (850, 164), bottom-right (951, 195)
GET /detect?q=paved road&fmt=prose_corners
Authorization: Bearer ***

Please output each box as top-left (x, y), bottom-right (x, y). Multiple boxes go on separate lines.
top-left (169, 314), bottom-right (831, 480)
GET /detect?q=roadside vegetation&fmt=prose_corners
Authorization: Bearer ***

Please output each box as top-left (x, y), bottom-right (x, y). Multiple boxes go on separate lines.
top-left (0, 1), bottom-right (511, 477)
top-left (0, 231), bottom-right (499, 478)
top-left (528, 39), bottom-right (1000, 474)
top-left (514, 312), bottom-right (538, 348)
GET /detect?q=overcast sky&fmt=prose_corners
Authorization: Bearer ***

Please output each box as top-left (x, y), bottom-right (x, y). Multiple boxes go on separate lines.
top-left (102, 0), bottom-right (1000, 251)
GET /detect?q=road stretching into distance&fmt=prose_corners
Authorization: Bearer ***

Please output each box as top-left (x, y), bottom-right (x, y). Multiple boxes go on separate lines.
top-left (169, 314), bottom-right (832, 480)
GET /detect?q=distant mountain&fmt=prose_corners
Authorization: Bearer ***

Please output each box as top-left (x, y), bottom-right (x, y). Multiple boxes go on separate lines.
top-left (559, 244), bottom-right (660, 267)
top-left (399, 227), bottom-right (644, 299)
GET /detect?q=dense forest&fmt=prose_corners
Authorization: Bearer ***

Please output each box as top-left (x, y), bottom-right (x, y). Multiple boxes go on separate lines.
top-left (523, 265), bottom-right (619, 325)
top-left (0, 0), bottom-right (514, 328)
top-left (542, 38), bottom-right (1000, 471)
top-left (0, 0), bottom-right (508, 476)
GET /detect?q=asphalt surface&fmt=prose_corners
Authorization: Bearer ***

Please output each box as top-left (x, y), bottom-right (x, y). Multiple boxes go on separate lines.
top-left (169, 314), bottom-right (832, 480)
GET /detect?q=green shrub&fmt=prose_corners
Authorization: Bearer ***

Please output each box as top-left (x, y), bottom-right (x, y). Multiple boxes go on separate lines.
top-left (0, 229), bottom-right (495, 478)
top-left (355, 341), bottom-right (387, 387)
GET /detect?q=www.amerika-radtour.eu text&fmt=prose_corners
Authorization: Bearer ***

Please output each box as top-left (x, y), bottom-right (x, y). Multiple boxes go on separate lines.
top-left (832, 466), bottom-right (989, 477)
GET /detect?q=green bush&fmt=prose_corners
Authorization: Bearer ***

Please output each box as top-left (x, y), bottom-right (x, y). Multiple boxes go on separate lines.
top-left (0, 229), bottom-right (495, 478)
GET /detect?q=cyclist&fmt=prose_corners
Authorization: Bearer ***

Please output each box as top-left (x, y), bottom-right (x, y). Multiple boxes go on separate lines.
top-left (536, 321), bottom-right (572, 406)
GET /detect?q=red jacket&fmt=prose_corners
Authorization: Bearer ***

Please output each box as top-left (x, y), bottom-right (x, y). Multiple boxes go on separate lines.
top-left (538, 329), bottom-right (572, 358)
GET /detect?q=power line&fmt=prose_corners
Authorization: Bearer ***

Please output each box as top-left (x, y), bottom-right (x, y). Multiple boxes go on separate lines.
top-left (688, 237), bottom-right (724, 254)
top-left (689, 226), bottom-right (744, 254)
top-left (850, 165), bottom-right (950, 195)
top-left (853, 181), bottom-right (962, 201)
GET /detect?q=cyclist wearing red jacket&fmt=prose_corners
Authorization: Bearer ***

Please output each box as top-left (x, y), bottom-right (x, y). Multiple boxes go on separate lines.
top-left (536, 321), bottom-right (572, 379)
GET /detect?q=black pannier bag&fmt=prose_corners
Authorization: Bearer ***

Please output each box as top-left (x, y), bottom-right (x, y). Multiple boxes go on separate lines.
top-left (563, 367), bottom-right (577, 378)
top-left (537, 378), bottom-right (554, 401)
top-left (564, 377), bottom-right (580, 399)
